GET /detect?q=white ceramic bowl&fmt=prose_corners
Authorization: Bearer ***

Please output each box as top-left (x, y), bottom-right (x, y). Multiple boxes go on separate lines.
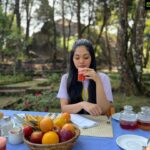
top-left (8, 127), bottom-right (23, 144)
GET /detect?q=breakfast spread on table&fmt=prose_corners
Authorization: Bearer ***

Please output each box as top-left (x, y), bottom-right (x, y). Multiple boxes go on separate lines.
top-left (0, 108), bottom-right (150, 150)
top-left (0, 112), bottom-right (80, 150)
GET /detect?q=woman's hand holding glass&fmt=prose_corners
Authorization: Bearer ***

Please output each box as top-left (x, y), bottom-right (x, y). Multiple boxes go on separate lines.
top-left (78, 68), bottom-right (99, 82)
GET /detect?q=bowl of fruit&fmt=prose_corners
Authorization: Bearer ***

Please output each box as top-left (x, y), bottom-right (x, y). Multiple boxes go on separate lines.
top-left (23, 113), bottom-right (80, 150)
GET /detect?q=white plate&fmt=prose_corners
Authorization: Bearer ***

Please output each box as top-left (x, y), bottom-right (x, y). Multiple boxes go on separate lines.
top-left (112, 112), bottom-right (120, 121)
top-left (116, 134), bottom-right (148, 150)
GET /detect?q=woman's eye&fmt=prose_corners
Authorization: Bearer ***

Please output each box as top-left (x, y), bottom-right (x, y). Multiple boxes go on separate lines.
top-left (84, 57), bottom-right (89, 59)
top-left (74, 57), bottom-right (79, 60)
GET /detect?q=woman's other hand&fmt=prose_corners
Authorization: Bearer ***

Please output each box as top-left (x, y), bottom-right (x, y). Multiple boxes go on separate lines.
top-left (81, 101), bottom-right (102, 116)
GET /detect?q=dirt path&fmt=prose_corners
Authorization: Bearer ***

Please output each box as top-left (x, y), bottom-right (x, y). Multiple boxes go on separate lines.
top-left (0, 97), bottom-right (18, 109)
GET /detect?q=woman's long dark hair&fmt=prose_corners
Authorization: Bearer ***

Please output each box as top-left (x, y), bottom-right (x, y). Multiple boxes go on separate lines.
top-left (67, 39), bottom-right (97, 114)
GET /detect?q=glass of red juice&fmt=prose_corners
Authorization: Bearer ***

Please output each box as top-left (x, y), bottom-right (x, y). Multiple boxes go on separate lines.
top-left (78, 68), bottom-right (85, 82)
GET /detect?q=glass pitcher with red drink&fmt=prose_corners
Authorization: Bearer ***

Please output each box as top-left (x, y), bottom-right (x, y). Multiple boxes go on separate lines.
top-left (137, 106), bottom-right (150, 131)
top-left (120, 105), bottom-right (138, 130)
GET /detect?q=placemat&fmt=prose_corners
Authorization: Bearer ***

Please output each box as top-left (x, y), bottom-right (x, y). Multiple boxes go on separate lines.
top-left (79, 115), bottom-right (113, 138)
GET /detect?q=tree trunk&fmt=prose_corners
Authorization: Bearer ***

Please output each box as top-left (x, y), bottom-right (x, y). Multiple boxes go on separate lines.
top-left (117, 0), bottom-right (147, 95)
top-left (130, 0), bottom-right (147, 92)
top-left (77, 0), bottom-right (81, 38)
top-left (94, 0), bottom-right (110, 51)
top-left (24, 0), bottom-right (34, 56)
top-left (143, 43), bottom-right (150, 68)
top-left (117, 0), bottom-right (138, 95)
top-left (15, 0), bottom-right (21, 31)
top-left (105, 26), bottom-right (112, 71)
top-left (62, 0), bottom-right (67, 69)
top-left (52, 0), bottom-right (57, 69)
top-left (15, 0), bottom-right (22, 73)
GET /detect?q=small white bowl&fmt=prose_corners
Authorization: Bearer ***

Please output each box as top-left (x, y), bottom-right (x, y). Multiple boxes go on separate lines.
top-left (8, 127), bottom-right (23, 144)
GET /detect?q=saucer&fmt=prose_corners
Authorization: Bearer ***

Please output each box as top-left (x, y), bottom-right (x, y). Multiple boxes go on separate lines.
top-left (116, 134), bottom-right (148, 150)
top-left (111, 112), bottom-right (121, 121)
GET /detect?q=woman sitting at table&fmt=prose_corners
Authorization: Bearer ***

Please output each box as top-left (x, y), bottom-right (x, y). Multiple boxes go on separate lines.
top-left (57, 39), bottom-right (113, 116)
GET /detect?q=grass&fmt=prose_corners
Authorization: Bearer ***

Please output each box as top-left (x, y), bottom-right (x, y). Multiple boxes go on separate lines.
top-left (113, 93), bottom-right (150, 113)
top-left (0, 74), bottom-right (32, 85)
top-left (2, 80), bottom-right (47, 88)
top-left (108, 72), bottom-right (150, 112)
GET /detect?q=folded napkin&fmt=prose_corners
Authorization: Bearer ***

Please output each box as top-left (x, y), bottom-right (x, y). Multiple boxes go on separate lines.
top-left (71, 114), bottom-right (98, 129)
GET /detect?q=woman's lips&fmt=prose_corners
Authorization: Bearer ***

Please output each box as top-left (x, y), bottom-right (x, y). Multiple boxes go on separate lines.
top-left (78, 66), bottom-right (85, 68)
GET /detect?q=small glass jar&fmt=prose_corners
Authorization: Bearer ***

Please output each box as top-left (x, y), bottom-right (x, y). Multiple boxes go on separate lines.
top-left (0, 116), bottom-right (14, 136)
top-left (137, 106), bottom-right (150, 131)
top-left (120, 105), bottom-right (138, 130)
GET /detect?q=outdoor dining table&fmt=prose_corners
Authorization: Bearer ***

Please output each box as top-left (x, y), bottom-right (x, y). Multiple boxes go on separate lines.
top-left (0, 109), bottom-right (150, 150)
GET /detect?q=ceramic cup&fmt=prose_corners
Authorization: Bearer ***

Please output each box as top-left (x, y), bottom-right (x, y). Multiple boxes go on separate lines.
top-left (8, 127), bottom-right (23, 144)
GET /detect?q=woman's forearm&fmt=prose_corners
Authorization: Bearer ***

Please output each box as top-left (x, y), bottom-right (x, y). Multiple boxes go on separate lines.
top-left (61, 102), bottom-right (83, 114)
top-left (96, 77), bottom-right (110, 114)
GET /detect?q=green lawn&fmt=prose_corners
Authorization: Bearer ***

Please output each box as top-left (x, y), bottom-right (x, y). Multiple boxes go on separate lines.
top-left (113, 93), bottom-right (150, 112)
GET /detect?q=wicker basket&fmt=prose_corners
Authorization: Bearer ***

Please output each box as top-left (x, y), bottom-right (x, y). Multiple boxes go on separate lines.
top-left (24, 127), bottom-right (80, 150)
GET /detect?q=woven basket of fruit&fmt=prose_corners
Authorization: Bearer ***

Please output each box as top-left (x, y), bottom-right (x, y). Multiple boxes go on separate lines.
top-left (24, 126), bottom-right (80, 150)
top-left (22, 113), bottom-right (80, 150)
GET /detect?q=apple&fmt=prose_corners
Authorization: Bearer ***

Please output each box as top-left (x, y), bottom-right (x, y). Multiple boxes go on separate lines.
top-left (30, 131), bottom-right (43, 144)
top-left (23, 126), bottom-right (33, 139)
top-left (59, 128), bottom-right (75, 142)
top-left (62, 123), bottom-right (75, 134)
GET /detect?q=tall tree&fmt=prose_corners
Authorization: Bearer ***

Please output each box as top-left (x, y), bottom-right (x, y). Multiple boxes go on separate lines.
top-left (51, 0), bottom-right (57, 69)
top-left (22, 0), bottom-right (34, 55)
top-left (61, 0), bottom-right (67, 68)
top-left (35, 0), bottom-right (58, 68)
top-left (117, 0), bottom-right (147, 95)
top-left (77, 0), bottom-right (81, 38)
top-left (15, 0), bottom-right (21, 31)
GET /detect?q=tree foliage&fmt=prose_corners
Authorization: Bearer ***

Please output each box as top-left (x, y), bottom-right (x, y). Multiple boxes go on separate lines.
top-left (0, 0), bottom-right (150, 96)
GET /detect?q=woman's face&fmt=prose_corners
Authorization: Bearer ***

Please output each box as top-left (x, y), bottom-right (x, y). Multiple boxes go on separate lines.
top-left (73, 46), bottom-right (91, 69)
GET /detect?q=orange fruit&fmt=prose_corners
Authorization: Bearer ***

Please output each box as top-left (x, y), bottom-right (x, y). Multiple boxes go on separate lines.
top-left (42, 131), bottom-right (59, 144)
top-left (53, 116), bottom-right (66, 129)
top-left (40, 116), bottom-right (53, 132)
top-left (61, 112), bottom-right (71, 123)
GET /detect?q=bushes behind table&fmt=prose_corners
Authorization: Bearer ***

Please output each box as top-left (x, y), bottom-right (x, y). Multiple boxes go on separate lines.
top-left (11, 90), bottom-right (60, 112)
top-left (37, 73), bottom-right (61, 87)
top-left (0, 73), bottom-right (32, 85)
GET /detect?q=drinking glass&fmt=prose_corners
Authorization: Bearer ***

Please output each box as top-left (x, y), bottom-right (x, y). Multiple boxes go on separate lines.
top-left (78, 68), bottom-right (85, 82)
